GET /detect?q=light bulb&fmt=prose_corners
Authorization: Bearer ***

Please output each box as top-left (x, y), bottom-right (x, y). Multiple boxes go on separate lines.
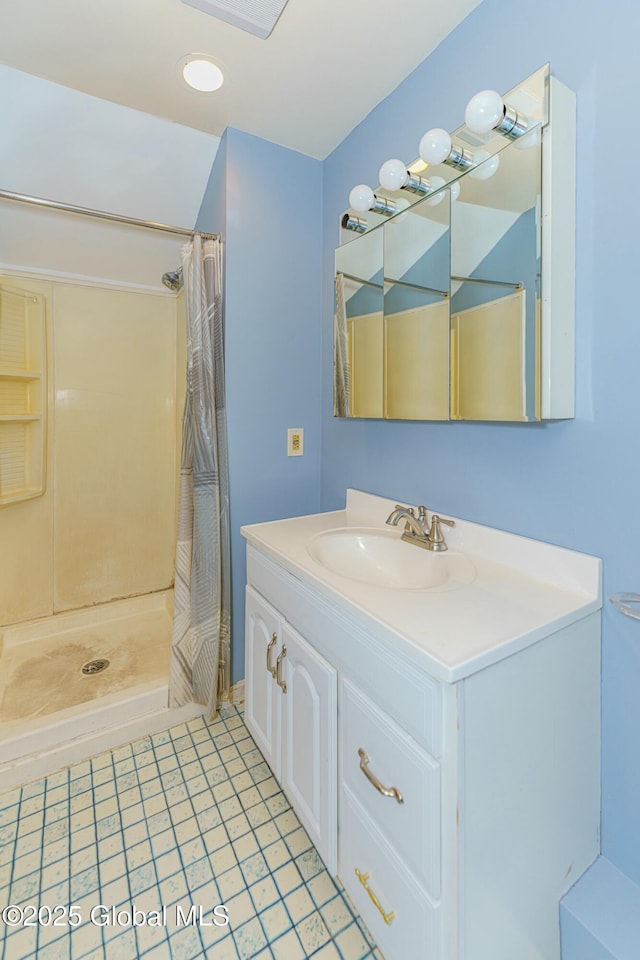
top-left (419, 129), bottom-right (452, 166)
top-left (450, 180), bottom-right (460, 202)
top-left (378, 159), bottom-right (409, 192)
top-left (182, 58), bottom-right (224, 92)
top-left (426, 176), bottom-right (446, 206)
top-left (469, 149), bottom-right (500, 180)
top-left (349, 184), bottom-right (375, 213)
top-left (465, 90), bottom-right (504, 135)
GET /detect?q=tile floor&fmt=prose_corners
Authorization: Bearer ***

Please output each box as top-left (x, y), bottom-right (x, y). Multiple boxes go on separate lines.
top-left (0, 706), bottom-right (380, 960)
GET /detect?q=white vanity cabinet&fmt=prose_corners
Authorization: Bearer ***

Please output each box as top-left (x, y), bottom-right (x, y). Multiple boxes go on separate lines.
top-left (245, 585), bottom-right (338, 874)
top-left (336, 616), bottom-right (601, 960)
top-left (242, 491), bottom-right (602, 960)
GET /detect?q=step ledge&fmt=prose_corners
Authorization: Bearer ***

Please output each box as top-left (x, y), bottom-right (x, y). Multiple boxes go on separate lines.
top-left (561, 856), bottom-right (640, 960)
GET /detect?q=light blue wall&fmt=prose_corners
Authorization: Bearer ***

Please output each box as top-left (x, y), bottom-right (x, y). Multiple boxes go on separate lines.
top-left (321, 0), bottom-right (640, 894)
top-left (197, 127), bottom-right (323, 684)
top-left (196, 128), bottom-right (227, 237)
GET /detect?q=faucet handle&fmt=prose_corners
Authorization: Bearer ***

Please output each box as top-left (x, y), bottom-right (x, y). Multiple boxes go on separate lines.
top-left (432, 514), bottom-right (454, 528)
top-left (428, 514), bottom-right (455, 550)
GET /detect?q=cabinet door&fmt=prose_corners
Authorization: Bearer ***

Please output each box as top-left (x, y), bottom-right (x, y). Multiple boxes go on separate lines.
top-left (281, 622), bottom-right (337, 874)
top-left (245, 586), bottom-right (282, 780)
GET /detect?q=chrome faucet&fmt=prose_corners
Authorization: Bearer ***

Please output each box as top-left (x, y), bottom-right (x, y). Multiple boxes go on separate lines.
top-left (385, 504), bottom-right (455, 552)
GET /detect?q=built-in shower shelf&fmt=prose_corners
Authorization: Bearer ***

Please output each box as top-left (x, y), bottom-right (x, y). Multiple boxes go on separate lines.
top-left (0, 282), bottom-right (46, 506)
top-left (0, 414), bottom-right (42, 422)
top-left (0, 485), bottom-right (46, 507)
top-left (0, 369), bottom-right (41, 381)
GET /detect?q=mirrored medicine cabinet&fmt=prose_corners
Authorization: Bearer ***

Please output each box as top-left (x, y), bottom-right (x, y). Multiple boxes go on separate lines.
top-left (334, 65), bottom-right (576, 422)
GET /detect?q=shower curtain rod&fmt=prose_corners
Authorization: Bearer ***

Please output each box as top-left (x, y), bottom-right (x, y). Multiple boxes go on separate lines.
top-left (0, 189), bottom-right (219, 241)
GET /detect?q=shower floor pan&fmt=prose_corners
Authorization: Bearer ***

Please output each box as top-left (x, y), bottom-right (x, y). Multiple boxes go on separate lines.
top-left (0, 591), bottom-right (206, 789)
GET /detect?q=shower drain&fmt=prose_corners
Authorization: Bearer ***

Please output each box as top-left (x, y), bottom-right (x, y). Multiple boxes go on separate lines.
top-left (81, 658), bottom-right (110, 675)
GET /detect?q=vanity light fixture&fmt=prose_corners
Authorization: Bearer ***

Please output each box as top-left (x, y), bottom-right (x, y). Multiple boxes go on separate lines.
top-left (341, 213), bottom-right (368, 233)
top-left (465, 89), bottom-right (529, 139)
top-left (349, 184), bottom-right (397, 216)
top-left (419, 128), bottom-right (474, 170)
top-left (181, 56), bottom-right (224, 92)
top-left (346, 75), bottom-right (540, 232)
top-left (378, 159), bottom-right (432, 196)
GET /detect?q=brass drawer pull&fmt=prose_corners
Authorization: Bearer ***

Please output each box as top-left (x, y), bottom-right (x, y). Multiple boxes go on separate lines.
top-left (266, 633), bottom-right (277, 678)
top-left (355, 868), bottom-right (395, 925)
top-left (358, 748), bottom-right (404, 804)
top-left (276, 644), bottom-right (287, 693)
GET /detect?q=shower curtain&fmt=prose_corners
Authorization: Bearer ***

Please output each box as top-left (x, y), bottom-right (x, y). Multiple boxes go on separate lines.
top-left (333, 272), bottom-right (351, 417)
top-left (170, 235), bottom-right (231, 714)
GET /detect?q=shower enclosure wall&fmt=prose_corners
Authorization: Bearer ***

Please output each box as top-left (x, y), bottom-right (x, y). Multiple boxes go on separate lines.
top-left (0, 268), bottom-right (202, 788)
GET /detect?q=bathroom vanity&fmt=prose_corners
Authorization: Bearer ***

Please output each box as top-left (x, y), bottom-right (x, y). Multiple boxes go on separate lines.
top-left (241, 490), bottom-right (602, 960)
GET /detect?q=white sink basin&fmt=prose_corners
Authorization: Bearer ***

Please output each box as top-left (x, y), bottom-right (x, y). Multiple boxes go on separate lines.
top-left (307, 527), bottom-right (476, 591)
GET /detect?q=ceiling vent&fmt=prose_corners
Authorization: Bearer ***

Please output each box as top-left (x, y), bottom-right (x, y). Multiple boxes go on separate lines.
top-left (180, 0), bottom-right (291, 38)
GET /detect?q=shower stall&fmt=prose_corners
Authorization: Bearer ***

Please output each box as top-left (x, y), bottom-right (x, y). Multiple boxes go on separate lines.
top-left (0, 190), bottom-right (217, 789)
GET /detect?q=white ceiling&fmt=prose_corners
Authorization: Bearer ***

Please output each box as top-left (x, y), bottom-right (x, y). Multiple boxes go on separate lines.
top-left (0, 0), bottom-right (483, 160)
top-left (0, 65), bottom-right (220, 287)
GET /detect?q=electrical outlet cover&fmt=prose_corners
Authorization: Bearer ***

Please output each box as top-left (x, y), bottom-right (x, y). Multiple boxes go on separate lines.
top-left (287, 428), bottom-right (304, 457)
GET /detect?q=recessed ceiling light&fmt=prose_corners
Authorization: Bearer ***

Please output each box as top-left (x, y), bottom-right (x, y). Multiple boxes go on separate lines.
top-left (182, 57), bottom-right (224, 92)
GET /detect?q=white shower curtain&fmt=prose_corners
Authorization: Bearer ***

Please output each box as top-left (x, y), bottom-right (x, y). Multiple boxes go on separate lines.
top-left (170, 235), bottom-right (231, 714)
top-left (334, 272), bottom-right (351, 417)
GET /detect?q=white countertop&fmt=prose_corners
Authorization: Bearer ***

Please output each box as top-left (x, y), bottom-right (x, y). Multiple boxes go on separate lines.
top-left (241, 490), bottom-right (602, 683)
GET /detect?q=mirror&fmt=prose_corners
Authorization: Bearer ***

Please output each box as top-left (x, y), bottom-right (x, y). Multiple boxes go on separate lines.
top-left (383, 188), bottom-right (450, 420)
top-left (450, 132), bottom-right (541, 421)
top-left (335, 186), bottom-right (452, 420)
top-left (335, 225), bottom-right (383, 418)
top-left (334, 64), bottom-right (575, 422)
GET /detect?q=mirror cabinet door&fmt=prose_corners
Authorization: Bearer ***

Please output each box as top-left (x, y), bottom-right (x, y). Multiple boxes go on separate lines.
top-left (335, 227), bottom-right (384, 418)
top-left (383, 189), bottom-right (451, 420)
top-left (334, 65), bottom-right (564, 423)
top-left (449, 131), bottom-right (542, 421)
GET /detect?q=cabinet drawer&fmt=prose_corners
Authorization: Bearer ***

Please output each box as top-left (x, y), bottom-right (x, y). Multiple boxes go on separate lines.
top-left (340, 787), bottom-right (440, 960)
top-left (341, 679), bottom-right (441, 897)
